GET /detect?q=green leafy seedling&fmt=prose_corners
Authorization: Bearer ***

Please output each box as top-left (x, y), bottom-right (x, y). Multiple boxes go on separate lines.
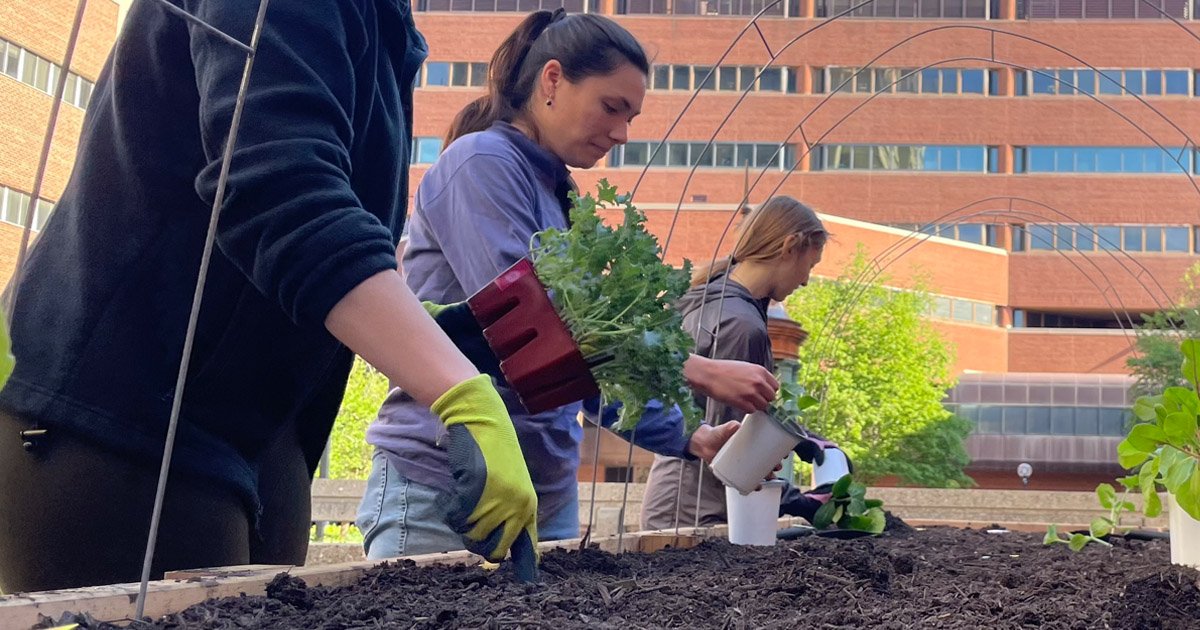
top-left (1044, 482), bottom-right (1135, 550)
top-left (811, 474), bottom-right (886, 534)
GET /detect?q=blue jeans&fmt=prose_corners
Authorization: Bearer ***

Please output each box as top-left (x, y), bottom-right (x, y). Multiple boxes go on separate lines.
top-left (356, 450), bottom-right (579, 560)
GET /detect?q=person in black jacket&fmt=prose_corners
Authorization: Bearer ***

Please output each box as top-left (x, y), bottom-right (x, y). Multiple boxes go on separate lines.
top-left (0, 0), bottom-right (538, 593)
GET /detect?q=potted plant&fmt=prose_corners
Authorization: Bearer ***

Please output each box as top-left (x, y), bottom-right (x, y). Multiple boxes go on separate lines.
top-left (1111, 339), bottom-right (1200, 567)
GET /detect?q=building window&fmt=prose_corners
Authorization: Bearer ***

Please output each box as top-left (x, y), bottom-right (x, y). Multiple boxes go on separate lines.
top-left (412, 137), bottom-right (443, 164)
top-left (418, 61), bottom-right (487, 88)
top-left (1025, 0), bottom-right (1188, 18)
top-left (957, 404), bottom-right (1129, 436)
top-left (0, 186), bottom-right (53, 231)
top-left (1012, 224), bottom-right (1195, 254)
top-left (420, 0), bottom-right (591, 11)
top-left (619, 0), bottom-right (796, 16)
top-left (817, 0), bottom-right (988, 17)
top-left (0, 38), bottom-right (95, 109)
top-left (651, 64), bottom-right (798, 94)
top-left (925, 293), bottom-right (999, 326)
top-left (1031, 68), bottom-right (1194, 97)
top-left (815, 145), bottom-right (986, 172)
top-left (821, 66), bottom-right (988, 95)
top-left (611, 141), bottom-right (797, 170)
top-left (1024, 146), bottom-right (1190, 174)
top-left (888, 222), bottom-right (1000, 247)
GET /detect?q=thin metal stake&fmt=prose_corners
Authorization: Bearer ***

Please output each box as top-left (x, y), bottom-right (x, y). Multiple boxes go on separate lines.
top-left (134, 0), bottom-right (272, 619)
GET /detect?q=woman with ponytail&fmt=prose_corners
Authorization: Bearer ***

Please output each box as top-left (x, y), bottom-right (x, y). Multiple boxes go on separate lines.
top-left (640, 196), bottom-right (849, 531)
top-left (359, 9), bottom-right (776, 561)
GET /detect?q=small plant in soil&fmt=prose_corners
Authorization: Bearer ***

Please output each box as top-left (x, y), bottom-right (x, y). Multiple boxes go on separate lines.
top-left (530, 180), bottom-right (700, 430)
top-left (1044, 482), bottom-right (1136, 550)
top-left (769, 381), bottom-right (819, 422)
top-left (812, 474), bottom-right (887, 534)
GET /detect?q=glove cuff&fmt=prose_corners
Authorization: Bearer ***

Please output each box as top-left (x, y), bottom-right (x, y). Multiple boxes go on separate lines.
top-left (432, 374), bottom-right (504, 427)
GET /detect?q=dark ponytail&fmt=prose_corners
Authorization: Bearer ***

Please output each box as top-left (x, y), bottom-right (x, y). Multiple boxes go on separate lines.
top-left (445, 9), bottom-right (649, 145)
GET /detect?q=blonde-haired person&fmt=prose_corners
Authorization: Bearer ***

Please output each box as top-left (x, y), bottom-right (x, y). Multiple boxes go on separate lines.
top-left (641, 196), bottom-right (851, 530)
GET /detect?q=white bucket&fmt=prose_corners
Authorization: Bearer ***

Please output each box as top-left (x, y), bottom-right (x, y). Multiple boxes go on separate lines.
top-left (710, 411), bottom-right (803, 495)
top-left (1168, 494), bottom-right (1200, 568)
top-left (726, 479), bottom-right (786, 546)
top-left (813, 448), bottom-right (851, 487)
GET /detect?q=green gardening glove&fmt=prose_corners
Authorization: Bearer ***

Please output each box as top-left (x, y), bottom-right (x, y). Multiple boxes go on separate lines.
top-left (433, 374), bottom-right (539, 581)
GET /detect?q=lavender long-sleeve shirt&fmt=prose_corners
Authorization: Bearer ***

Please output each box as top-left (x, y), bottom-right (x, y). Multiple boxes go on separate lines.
top-left (367, 122), bottom-right (692, 523)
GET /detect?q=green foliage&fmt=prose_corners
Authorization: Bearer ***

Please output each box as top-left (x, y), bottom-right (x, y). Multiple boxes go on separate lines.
top-left (324, 358), bottom-right (391, 480)
top-left (1128, 263), bottom-right (1200, 399)
top-left (784, 247), bottom-right (973, 488)
top-left (1044, 483), bottom-right (1135, 550)
top-left (811, 474), bottom-right (887, 534)
top-left (1113, 339), bottom-right (1200, 521)
top-left (769, 381), bottom-right (819, 422)
top-left (531, 180), bottom-right (700, 431)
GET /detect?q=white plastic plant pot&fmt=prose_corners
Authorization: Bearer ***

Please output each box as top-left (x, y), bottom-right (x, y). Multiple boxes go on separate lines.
top-left (726, 479), bottom-right (786, 546)
top-left (813, 447), bottom-right (851, 487)
top-left (1168, 494), bottom-right (1200, 568)
top-left (710, 411), bottom-right (803, 495)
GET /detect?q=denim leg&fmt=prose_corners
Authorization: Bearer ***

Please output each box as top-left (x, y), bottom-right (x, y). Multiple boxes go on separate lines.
top-left (356, 451), bottom-right (463, 560)
top-left (539, 482), bottom-right (581, 541)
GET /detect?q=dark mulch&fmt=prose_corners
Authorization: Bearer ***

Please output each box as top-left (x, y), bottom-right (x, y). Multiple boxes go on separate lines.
top-left (37, 524), bottom-right (1200, 629)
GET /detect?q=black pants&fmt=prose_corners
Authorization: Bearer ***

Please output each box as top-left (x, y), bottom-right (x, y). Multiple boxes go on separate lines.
top-left (0, 411), bottom-right (312, 593)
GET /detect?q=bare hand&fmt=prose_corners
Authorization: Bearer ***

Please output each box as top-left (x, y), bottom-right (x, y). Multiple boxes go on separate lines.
top-left (684, 356), bottom-right (779, 413)
top-left (686, 421), bottom-right (740, 463)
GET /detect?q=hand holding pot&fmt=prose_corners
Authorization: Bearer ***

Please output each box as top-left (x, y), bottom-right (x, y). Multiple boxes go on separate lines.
top-left (686, 421), bottom-right (740, 463)
top-left (685, 356), bottom-right (778, 413)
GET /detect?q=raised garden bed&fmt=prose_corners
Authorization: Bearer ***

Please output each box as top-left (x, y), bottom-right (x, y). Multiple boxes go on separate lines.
top-left (26, 522), bottom-right (1200, 629)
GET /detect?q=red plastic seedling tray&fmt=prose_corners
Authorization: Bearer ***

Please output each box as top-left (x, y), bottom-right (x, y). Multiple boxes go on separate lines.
top-left (466, 259), bottom-right (600, 413)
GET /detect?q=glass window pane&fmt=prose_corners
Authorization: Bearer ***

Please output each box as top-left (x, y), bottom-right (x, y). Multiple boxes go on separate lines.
top-left (1057, 69), bottom-right (1075, 95)
top-left (1051, 407), bottom-right (1074, 435)
top-left (736, 143), bottom-right (756, 167)
top-left (1165, 226), bottom-right (1190, 252)
top-left (961, 69), bottom-right (984, 94)
top-left (759, 67), bottom-right (782, 92)
top-left (1125, 70), bottom-right (1144, 95)
top-left (648, 142), bottom-right (667, 166)
top-left (756, 144), bottom-right (780, 168)
top-left (1144, 226), bottom-right (1163, 252)
top-left (689, 143), bottom-right (713, 167)
top-left (896, 68), bottom-right (919, 93)
top-left (953, 300), bottom-right (973, 321)
top-left (715, 144), bottom-right (736, 167)
top-left (959, 147), bottom-right (983, 172)
top-left (1030, 224), bottom-right (1054, 250)
top-left (673, 65), bottom-right (691, 90)
top-left (1053, 147), bottom-right (1074, 172)
top-left (957, 223), bottom-right (983, 243)
top-left (1145, 70), bottom-right (1163, 95)
top-left (941, 69), bottom-right (959, 94)
top-left (63, 73), bottom-right (78, 105)
top-left (1029, 148), bottom-right (1054, 172)
top-left (20, 52), bottom-right (36, 85)
top-left (668, 143), bottom-right (689, 166)
top-left (1032, 70), bottom-right (1055, 94)
top-left (1076, 69), bottom-right (1095, 95)
top-left (451, 62), bottom-right (469, 86)
top-left (77, 81), bottom-right (92, 108)
top-left (1096, 148), bottom-right (1121, 172)
top-left (1056, 224), bottom-right (1074, 250)
top-left (829, 67), bottom-right (854, 93)
top-left (1165, 70), bottom-right (1189, 95)
top-left (652, 65), bottom-right (670, 89)
top-left (740, 66), bottom-right (756, 91)
top-left (873, 68), bottom-right (893, 93)
top-left (3, 43), bottom-right (18, 78)
top-left (1075, 407), bottom-right (1099, 435)
top-left (1002, 407), bottom-right (1027, 434)
top-left (1099, 408), bottom-right (1125, 436)
top-left (719, 66), bottom-right (738, 91)
top-left (1027, 407), bottom-right (1051, 434)
top-left (1098, 226), bottom-right (1121, 251)
top-left (974, 303), bottom-right (993, 325)
top-left (1076, 226), bottom-right (1095, 251)
top-left (1099, 70), bottom-right (1123, 95)
top-left (470, 63), bottom-right (488, 87)
top-left (424, 62), bottom-right (450, 86)
top-left (415, 138), bottom-right (442, 163)
top-left (851, 145), bottom-right (872, 170)
top-left (920, 68), bottom-right (939, 93)
top-left (695, 66), bottom-right (716, 90)
top-left (1123, 226), bottom-right (1143, 251)
top-left (934, 296), bottom-right (952, 318)
top-left (978, 406), bottom-right (1003, 434)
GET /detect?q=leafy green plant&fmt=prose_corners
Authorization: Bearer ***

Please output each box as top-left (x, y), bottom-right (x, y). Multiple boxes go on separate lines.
top-left (811, 474), bottom-right (886, 534)
top-left (769, 381), bottom-right (819, 421)
top-left (1044, 483), bottom-right (1136, 551)
top-left (323, 358), bottom-right (391, 480)
top-left (1115, 338), bottom-right (1200, 521)
top-left (531, 180), bottom-right (700, 431)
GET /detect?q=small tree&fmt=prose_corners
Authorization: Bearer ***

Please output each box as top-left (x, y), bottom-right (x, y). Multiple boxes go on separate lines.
top-left (1128, 263), bottom-right (1200, 398)
top-left (324, 357), bottom-right (391, 480)
top-left (784, 248), bottom-right (973, 488)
